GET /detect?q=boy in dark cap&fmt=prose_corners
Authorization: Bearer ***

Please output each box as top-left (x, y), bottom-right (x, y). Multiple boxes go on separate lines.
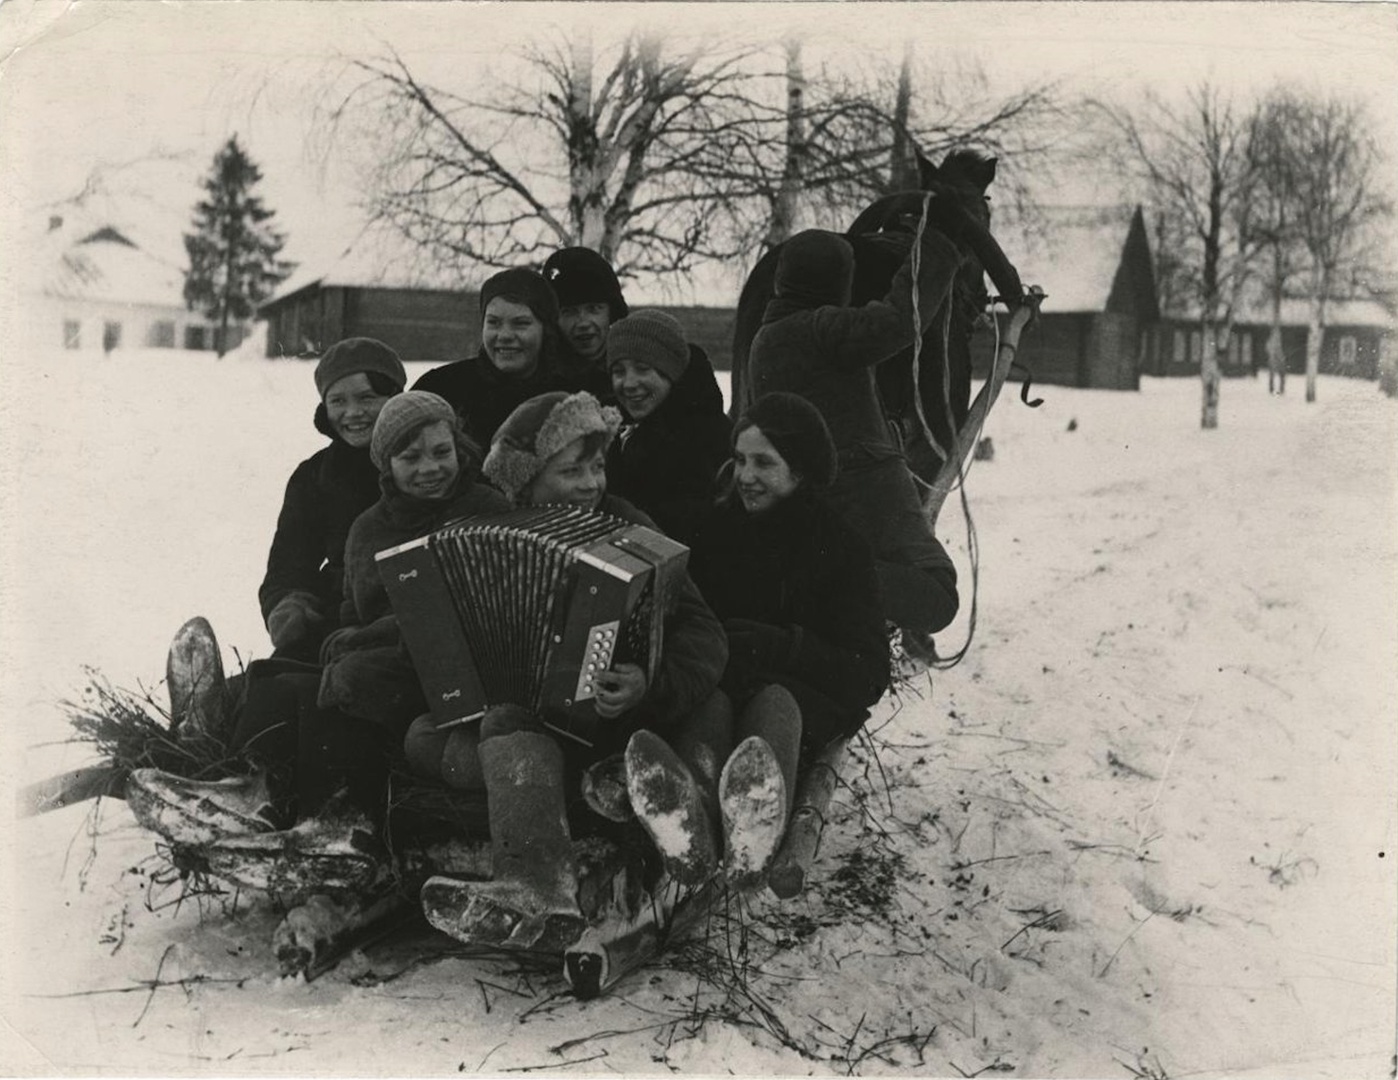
top-left (260, 337), bottom-right (407, 662)
top-left (542, 246), bottom-right (629, 402)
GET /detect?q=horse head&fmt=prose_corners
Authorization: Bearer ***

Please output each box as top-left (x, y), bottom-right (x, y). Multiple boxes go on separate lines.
top-left (846, 148), bottom-right (1020, 307)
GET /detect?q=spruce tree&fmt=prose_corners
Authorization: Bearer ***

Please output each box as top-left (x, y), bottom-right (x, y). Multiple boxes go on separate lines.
top-left (183, 135), bottom-right (293, 356)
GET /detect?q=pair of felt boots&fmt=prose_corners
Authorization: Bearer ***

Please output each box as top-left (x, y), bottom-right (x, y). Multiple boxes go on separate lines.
top-left (623, 728), bottom-right (795, 890)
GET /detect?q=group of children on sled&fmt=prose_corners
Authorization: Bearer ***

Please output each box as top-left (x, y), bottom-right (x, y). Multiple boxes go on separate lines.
top-left (144, 230), bottom-right (964, 927)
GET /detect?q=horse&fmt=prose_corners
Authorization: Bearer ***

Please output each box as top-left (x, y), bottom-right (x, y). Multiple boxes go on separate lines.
top-left (730, 148), bottom-right (1025, 490)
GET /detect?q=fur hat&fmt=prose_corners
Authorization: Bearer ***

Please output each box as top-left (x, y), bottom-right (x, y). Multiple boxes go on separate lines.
top-left (606, 310), bottom-right (689, 383)
top-left (314, 337), bottom-right (407, 400)
top-left (369, 391), bottom-right (458, 473)
top-left (479, 267), bottom-right (560, 328)
top-left (774, 230), bottom-right (856, 309)
top-left (542, 247), bottom-right (629, 322)
top-left (736, 392), bottom-right (838, 489)
top-left (483, 391), bottom-right (622, 502)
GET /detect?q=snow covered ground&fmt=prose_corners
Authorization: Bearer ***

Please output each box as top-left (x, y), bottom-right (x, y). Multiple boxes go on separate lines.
top-left (2, 346), bottom-right (1395, 1077)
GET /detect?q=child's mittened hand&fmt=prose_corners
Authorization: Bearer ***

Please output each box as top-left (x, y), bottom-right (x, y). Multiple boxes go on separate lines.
top-left (593, 663), bottom-right (647, 718)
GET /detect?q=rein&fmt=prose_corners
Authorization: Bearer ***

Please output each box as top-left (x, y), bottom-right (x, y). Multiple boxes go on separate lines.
top-left (907, 191), bottom-right (982, 670)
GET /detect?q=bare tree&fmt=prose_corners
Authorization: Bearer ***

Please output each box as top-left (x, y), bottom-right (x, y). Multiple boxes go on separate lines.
top-left (1096, 83), bottom-right (1253, 428)
top-left (1256, 92), bottom-right (1389, 402)
top-left (1244, 93), bottom-right (1307, 395)
top-left (321, 32), bottom-right (780, 280)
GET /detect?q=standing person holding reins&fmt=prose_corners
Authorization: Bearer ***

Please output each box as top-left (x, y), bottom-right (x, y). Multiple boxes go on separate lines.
top-left (747, 228), bottom-right (962, 661)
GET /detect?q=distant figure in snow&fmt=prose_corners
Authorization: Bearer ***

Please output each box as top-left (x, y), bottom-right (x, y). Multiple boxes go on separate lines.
top-left (542, 246), bottom-right (629, 405)
top-left (412, 269), bottom-right (571, 448)
top-left (259, 337), bottom-right (406, 663)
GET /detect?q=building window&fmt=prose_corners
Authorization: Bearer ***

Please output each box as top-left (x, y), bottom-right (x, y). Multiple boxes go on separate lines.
top-left (1190, 330), bottom-right (1203, 362)
top-left (1226, 332), bottom-right (1238, 365)
top-left (150, 320), bottom-right (176, 348)
top-left (1339, 335), bottom-right (1357, 368)
top-left (184, 326), bottom-right (207, 350)
top-left (1241, 334), bottom-right (1253, 369)
top-left (1173, 329), bottom-right (1187, 364)
top-left (102, 321), bottom-right (122, 352)
top-left (63, 320), bottom-right (81, 349)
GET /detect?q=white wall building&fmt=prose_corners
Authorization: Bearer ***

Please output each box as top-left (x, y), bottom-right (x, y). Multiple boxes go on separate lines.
top-left (30, 217), bottom-right (242, 354)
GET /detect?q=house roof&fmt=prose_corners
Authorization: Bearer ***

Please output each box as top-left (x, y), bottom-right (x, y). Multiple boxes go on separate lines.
top-left (262, 232), bottom-right (466, 309)
top-left (1165, 293), bottom-right (1395, 328)
top-left (992, 205), bottom-right (1143, 314)
top-left (39, 225), bottom-right (189, 309)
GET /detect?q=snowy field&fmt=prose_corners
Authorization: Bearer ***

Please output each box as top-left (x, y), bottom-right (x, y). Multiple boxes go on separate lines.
top-left (2, 345), bottom-right (1395, 1077)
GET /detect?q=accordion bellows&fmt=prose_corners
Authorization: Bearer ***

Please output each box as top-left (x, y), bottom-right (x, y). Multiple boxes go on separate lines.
top-left (376, 506), bottom-right (689, 744)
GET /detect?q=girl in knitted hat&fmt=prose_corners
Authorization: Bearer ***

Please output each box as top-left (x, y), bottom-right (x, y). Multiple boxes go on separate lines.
top-left (636, 392), bottom-right (890, 884)
top-left (413, 268), bottom-right (573, 449)
top-left (604, 310), bottom-right (732, 545)
top-left (259, 337), bottom-right (407, 663)
top-left (315, 392), bottom-right (512, 732)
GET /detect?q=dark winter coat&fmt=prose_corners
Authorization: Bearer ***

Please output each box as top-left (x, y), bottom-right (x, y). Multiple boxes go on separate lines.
top-left (688, 487), bottom-right (889, 746)
top-left (592, 494), bottom-right (728, 749)
top-left (317, 471), bottom-right (512, 732)
top-left (606, 345), bottom-right (732, 545)
top-left (749, 231), bottom-right (960, 631)
top-left (412, 351), bottom-right (572, 449)
top-left (555, 342), bottom-right (617, 406)
top-left (258, 422), bottom-right (384, 662)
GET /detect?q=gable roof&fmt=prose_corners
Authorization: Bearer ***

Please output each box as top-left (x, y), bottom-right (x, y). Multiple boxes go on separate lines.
top-left (40, 226), bottom-right (188, 309)
top-left (262, 231), bottom-right (467, 309)
top-left (992, 204), bottom-right (1147, 314)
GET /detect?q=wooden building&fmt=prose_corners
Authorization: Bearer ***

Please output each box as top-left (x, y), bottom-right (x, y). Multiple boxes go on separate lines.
top-left (258, 247), bottom-right (475, 363)
top-left (972, 205), bottom-right (1159, 390)
top-left (1148, 297), bottom-right (1394, 381)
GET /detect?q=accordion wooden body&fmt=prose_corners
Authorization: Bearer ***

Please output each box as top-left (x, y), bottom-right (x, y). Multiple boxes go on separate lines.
top-left (376, 505), bottom-right (689, 745)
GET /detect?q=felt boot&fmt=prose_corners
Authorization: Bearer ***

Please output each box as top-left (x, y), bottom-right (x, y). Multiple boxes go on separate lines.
top-left (127, 767), bottom-right (282, 848)
top-left (420, 729), bottom-right (584, 948)
top-left (581, 753), bottom-right (635, 823)
top-left (167, 617), bottom-right (230, 748)
top-left (719, 737), bottom-right (787, 887)
top-left (625, 730), bottom-right (720, 885)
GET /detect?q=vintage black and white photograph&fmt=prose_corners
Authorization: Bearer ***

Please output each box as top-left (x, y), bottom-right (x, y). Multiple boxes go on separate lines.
top-left (2, 1), bottom-right (1395, 1075)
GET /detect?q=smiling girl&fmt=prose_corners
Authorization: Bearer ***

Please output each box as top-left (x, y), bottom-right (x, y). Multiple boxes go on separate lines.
top-left (413, 269), bottom-right (572, 448)
top-left (604, 310), bottom-right (732, 545)
top-left (259, 338), bottom-right (406, 663)
top-left (673, 392), bottom-right (890, 882)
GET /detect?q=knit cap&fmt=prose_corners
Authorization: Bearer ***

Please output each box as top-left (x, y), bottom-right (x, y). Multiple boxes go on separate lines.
top-left (479, 268), bottom-right (560, 328)
top-left (607, 310), bottom-right (690, 383)
top-left (369, 391), bottom-right (457, 473)
top-left (773, 229), bottom-right (856, 309)
top-left (483, 391), bottom-right (622, 502)
top-left (314, 337), bottom-right (408, 399)
top-left (542, 247), bottom-right (630, 322)
top-left (738, 392), bottom-right (838, 489)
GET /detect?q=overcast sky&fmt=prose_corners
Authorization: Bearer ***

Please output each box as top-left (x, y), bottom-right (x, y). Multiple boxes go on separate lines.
top-left (2, 1), bottom-right (1394, 305)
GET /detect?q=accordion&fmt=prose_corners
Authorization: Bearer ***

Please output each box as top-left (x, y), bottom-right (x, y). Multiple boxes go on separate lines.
top-left (376, 505), bottom-right (689, 745)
